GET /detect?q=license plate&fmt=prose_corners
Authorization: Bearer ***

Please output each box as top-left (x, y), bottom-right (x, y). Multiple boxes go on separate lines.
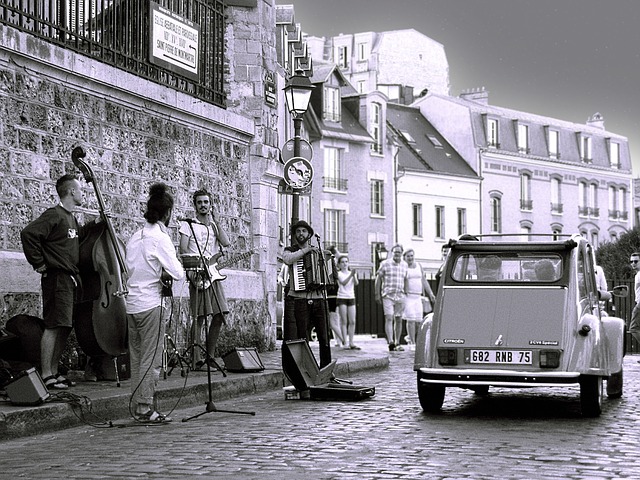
top-left (468, 350), bottom-right (532, 364)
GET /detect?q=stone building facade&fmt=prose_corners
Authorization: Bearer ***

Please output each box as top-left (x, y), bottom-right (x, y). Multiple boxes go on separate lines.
top-left (0, 0), bottom-right (285, 355)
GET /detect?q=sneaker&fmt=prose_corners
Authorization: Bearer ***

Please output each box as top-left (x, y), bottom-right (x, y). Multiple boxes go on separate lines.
top-left (388, 343), bottom-right (396, 351)
top-left (349, 345), bottom-right (361, 350)
top-left (136, 410), bottom-right (172, 423)
top-left (394, 345), bottom-right (405, 352)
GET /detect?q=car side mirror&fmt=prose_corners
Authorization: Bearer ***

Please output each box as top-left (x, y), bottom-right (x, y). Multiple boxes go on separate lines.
top-left (611, 285), bottom-right (629, 298)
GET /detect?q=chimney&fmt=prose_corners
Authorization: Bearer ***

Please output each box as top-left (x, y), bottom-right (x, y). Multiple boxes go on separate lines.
top-left (587, 112), bottom-right (605, 130)
top-left (459, 87), bottom-right (489, 105)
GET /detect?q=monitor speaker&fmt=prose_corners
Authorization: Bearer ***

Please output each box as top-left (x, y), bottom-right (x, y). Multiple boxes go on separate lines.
top-left (222, 348), bottom-right (265, 373)
top-left (5, 367), bottom-right (50, 406)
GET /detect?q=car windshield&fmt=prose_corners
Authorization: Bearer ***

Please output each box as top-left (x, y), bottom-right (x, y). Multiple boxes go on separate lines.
top-left (451, 253), bottom-right (562, 283)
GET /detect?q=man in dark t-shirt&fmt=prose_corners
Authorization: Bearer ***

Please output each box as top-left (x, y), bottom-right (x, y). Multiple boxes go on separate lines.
top-left (21, 174), bottom-right (94, 391)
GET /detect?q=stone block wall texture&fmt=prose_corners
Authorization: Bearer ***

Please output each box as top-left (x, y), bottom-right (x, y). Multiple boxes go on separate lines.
top-left (0, 0), bottom-right (283, 354)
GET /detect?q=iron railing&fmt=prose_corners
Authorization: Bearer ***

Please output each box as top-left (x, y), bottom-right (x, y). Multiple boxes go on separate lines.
top-left (0, 0), bottom-right (225, 107)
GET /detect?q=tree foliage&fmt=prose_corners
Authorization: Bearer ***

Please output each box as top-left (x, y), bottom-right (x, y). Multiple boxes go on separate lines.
top-left (595, 227), bottom-right (640, 282)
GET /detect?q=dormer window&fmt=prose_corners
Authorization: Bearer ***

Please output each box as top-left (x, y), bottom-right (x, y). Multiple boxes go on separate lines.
top-left (517, 124), bottom-right (529, 153)
top-left (610, 141), bottom-right (620, 168)
top-left (323, 86), bottom-right (341, 123)
top-left (336, 46), bottom-right (348, 69)
top-left (487, 118), bottom-right (499, 148)
top-left (581, 135), bottom-right (592, 163)
top-left (370, 102), bottom-right (383, 154)
top-left (548, 129), bottom-right (559, 159)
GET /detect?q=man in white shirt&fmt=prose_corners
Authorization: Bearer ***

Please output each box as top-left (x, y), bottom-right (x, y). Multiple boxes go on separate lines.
top-left (126, 183), bottom-right (184, 423)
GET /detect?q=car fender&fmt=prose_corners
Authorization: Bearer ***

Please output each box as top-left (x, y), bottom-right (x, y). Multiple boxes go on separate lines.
top-left (413, 313), bottom-right (433, 370)
top-left (572, 312), bottom-right (606, 374)
top-left (601, 316), bottom-right (625, 373)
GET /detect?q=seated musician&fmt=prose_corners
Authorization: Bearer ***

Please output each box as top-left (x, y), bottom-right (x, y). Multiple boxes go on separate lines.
top-left (179, 188), bottom-right (230, 370)
top-left (282, 220), bottom-right (331, 368)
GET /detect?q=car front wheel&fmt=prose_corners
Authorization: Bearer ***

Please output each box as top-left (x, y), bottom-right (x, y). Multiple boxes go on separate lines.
top-left (417, 375), bottom-right (445, 412)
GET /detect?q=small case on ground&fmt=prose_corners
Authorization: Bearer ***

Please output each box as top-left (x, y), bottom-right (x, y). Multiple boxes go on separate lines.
top-left (309, 383), bottom-right (376, 401)
top-left (282, 339), bottom-right (375, 401)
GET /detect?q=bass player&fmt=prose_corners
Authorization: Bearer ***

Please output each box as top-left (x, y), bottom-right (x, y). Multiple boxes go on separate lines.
top-left (179, 188), bottom-right (230, 370)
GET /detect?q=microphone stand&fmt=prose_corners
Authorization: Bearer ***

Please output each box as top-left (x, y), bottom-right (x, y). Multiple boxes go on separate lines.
top-left (182, 218), bottom-right (254, 420)
top-left (314, 235), bottom-right (333, 367)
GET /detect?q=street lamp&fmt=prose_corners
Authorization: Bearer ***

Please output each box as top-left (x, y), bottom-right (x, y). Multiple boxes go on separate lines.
top-left (283, 69), bottom-right (314, 225)
top-left (375, 244), bottom-right (388, 272)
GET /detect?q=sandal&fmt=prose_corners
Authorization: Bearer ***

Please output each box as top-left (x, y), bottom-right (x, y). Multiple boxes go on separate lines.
top-left (55, 374), bottom-right (76, 387)
top-left (43, 375), bottom-right (68, 390)
top-left (136, 410), bottom-right (172, 423)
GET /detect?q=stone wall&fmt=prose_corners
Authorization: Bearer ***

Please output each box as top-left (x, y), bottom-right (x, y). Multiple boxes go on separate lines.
top-left (0, 0), bottom-right (283, 355)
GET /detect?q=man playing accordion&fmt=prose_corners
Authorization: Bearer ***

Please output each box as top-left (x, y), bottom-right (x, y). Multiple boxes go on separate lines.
top-left (281, 220), bottom-right (331, 368)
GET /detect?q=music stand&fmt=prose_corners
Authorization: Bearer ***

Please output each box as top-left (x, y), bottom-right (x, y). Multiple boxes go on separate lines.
top-left (181, 220), bottom-right (255, 420)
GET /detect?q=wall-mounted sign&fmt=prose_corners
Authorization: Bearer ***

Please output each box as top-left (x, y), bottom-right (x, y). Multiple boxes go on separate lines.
top-left (149, 2), bottom-right (200, 81)
top-left (265, 72), bottom-right (276, 107)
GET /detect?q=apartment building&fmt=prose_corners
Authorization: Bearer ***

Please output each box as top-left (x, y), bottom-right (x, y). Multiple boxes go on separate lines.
top-left (415, 89), bottom-right (633, 244)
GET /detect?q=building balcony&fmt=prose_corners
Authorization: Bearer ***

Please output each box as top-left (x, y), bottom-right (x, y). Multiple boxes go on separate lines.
top-left (323, 242), bottom-right (348, 254)
top-left (609, 210), bottom-right (629, 221)
top-left (323, 176), bottom-right (348, 191)
top-left (520, 199), bottom-right (533, 210)
top-left (551, 203), bottom-right (563, 214)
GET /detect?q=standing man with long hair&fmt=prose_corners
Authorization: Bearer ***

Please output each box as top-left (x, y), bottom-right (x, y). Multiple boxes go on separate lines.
top-left (179, 188), bottom-right (230, 369)
top-left (126, 183), bottom-right (184, 423)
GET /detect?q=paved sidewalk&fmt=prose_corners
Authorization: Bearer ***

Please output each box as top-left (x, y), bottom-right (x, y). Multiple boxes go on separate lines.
top-left (0, 335), bottom-right (390, 440)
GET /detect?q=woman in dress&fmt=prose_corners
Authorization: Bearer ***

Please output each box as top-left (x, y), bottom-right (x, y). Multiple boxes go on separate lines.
top-left (402, 249), bottom-right (436, 347)
top-left (336, 255), bottom-right (360, 350)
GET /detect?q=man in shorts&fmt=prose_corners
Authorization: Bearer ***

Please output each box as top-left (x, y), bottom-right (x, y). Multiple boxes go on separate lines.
top-left (21, 174), bottom-right (98, 390)
top-left (375, 243), bottom-right (408, 351)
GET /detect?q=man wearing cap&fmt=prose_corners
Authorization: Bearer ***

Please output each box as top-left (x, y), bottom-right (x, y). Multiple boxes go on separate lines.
top-left (282, 220), bottom-right (331, 367)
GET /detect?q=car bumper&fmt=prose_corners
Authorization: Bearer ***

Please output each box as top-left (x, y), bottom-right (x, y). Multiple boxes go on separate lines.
top-left (417, 367), bottom-right (582, 387)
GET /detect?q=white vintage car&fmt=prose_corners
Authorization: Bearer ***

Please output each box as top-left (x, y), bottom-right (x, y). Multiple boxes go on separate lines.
top-left (414, 234), bottom-right (627, 417)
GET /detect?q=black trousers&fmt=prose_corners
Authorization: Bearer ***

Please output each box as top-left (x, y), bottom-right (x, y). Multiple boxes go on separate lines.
top-left (283, 297), bottom-right (331, 368)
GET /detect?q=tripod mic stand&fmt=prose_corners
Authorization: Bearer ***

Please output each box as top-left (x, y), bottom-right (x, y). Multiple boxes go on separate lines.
top-left (181, 220), bottom-right (255, 421)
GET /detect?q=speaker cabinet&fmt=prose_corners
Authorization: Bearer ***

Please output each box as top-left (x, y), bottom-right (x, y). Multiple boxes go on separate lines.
top-left (222, 348), bottom-right (264, 373)
top-left (281, 339), bottom-right (336, 391)
top-left (5, 368), bottom-right (50, 406)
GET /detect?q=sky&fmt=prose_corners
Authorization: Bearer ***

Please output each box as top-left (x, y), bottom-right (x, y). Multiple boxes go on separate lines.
top-left (287, 0), bottom-right (640, 174)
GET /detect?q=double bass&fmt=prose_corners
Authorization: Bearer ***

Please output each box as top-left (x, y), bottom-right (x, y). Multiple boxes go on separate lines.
top-left (72, 146), bottom-right (128, 357)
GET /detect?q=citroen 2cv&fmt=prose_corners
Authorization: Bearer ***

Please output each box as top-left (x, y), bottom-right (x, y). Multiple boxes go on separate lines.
top-left (414, 234), bottom-right (627, 417)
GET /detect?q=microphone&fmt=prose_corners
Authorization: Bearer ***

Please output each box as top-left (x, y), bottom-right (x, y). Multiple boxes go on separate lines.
top-left (177, 217), bottom-right (203, 225)
top-left (314, 233), bottom-right (320, 239)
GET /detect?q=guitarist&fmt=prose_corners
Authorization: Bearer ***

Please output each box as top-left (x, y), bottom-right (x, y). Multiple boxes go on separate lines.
top-left (179, 188), bottom-right (230, 370)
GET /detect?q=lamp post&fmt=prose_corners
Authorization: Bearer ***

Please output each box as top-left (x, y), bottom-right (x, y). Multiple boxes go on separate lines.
top-left (283, 69), bottom-right (314, 226)
top-left (375, 244), bottom-right (388, 273)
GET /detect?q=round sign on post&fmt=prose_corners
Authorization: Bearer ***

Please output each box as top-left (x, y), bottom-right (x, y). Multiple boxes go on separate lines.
top-left (283, 157), bottom-right (314, 189)
top-left (281, 138), bottom-right (313, 164)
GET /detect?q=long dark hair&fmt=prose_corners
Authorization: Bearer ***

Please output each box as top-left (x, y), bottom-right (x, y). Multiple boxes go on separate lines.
top-left (144, 183), bottom-right (174, 224)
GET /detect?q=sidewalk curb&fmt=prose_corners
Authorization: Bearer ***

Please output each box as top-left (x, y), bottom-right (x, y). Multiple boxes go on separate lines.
top-left (0, 353), bottom-right (389, 440)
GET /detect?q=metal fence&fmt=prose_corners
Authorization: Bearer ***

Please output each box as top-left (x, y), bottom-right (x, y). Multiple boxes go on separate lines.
top-left (0, 0), bottom-right (225, 107)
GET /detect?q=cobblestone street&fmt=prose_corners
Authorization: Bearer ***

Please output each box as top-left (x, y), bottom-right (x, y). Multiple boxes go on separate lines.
top-left (2, 348), bottom-right (640, 479)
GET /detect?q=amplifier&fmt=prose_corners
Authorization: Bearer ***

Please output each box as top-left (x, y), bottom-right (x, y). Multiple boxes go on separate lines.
top-left (222, 348), bottom-right (264, 373)
top-left (5, 367), bottom-right (50, 406)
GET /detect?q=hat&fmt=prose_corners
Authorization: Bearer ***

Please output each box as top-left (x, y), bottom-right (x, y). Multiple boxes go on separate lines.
top-left (290, 220), bottom-right (314, 237)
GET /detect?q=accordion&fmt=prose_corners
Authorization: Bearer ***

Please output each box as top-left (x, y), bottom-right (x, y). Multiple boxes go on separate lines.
top-left (292, 250), bottom-right (336, 292)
